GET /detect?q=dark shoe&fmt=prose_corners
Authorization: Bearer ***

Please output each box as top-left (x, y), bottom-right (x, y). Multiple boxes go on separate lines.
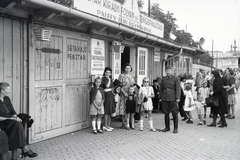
top-left (228, 115), bottom-right (235, 119)
top-left (203, 120), bottom-right (206, 125)
top-left (173, 127), bottom-right (178, 133)
top-left (186, 119), bottom-right (193, 124)
top-left (22, 150), bottom-right (38, 158)
top-left (182, 117), bottom-right (188, 121)
top-left (225, 115), bottom-right (230, 118)
top-left (197, 122), bottom-right (203, 125)
top-left (207, 123), bottom-right (216, 127)
top-left (97, 129), bottom-right (103, 133)
top-left (218, 124), bottom-right (227, 128)
top-left (161, 128), bottom-right (170, 132)
top-left (93, 130), bottom-right (97, 134)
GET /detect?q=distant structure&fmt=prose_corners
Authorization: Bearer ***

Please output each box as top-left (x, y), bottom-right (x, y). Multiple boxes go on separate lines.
top-left (211, 40), bottom-right (240, 69)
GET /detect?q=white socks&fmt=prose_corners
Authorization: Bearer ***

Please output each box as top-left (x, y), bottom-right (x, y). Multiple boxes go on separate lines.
top-left (149, 120), bottom-right (153, 128)
top-left (97, 121), bottom-right (101, 130)
top-left (140, 120), bottom-right (143, 128)
top-left (92, 121), bottom-right (96, 130)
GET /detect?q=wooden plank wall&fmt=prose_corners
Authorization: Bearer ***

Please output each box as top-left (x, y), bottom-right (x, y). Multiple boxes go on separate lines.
top-left (0, 17), bottom-right (27, 113)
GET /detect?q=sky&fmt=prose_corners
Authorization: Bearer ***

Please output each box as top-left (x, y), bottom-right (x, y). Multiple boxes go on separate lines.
top-left (142, 0), bottom-right (240, 52)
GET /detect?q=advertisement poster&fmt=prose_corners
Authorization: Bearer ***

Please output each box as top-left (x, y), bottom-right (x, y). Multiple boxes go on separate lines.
top-left (91, 38), bottom-right (105, 76)
top-left (154, 47), bottom-right (161, 62)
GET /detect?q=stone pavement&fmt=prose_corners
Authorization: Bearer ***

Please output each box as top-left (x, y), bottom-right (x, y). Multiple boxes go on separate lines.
top-left (14, 93), bottom-right (240, 160)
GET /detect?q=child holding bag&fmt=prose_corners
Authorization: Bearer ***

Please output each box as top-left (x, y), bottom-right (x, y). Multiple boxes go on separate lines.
top-left (138, 77), bottom-right (156, 131)
top-left (89, 77), bottom-right (105, 134)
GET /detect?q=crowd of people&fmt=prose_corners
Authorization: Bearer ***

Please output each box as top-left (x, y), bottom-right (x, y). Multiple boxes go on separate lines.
top-left (89, 64), bottom-right (239, 135)
top-left (0, 63), bottom-right (239, 159)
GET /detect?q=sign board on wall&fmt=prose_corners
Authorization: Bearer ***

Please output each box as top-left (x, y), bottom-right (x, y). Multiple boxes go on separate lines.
top-left (154, 47), bottom-right (160, 61)
top-left (91, 38), bottom-right (105, 76)
top-left (74, 0), bottom-right (164, 38)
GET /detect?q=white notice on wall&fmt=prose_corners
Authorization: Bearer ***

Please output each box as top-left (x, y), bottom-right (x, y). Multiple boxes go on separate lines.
top-left (91, 38), bottom-right (105, 75)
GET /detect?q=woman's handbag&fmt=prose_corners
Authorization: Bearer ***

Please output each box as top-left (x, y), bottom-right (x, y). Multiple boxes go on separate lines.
top-left (143, 97), bottom-right (148, 103)
top-left (206, 96), bottom-right (219, 107)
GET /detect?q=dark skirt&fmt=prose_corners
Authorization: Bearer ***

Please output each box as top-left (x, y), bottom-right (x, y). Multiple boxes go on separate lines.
top-left (0, 130), bottom-right (9, 154)
top-left (0, 113), bottom-right (32, 150)
top-left (0, 120), bottom-right (26, 150)
top-left (126, 100), bottom-right (136, 113)
top-left (104, 91), bottom-right (116, 114)
top-left (211, 94), bottom-right (228, 114)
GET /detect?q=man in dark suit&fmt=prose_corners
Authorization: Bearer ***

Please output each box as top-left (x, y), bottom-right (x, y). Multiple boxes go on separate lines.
top-left (152, 79), bottom-right (160, 111)
top-left (159, 65), bottom-right (181, 133)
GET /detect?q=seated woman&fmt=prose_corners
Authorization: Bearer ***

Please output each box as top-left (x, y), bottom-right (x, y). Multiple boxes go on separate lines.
top-left (0, 129), bottom-right (9, 160)
top-left (0, 82), bottom-right (38, 160)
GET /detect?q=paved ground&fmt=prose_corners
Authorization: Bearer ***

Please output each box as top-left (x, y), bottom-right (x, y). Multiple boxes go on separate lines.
top-left (9, 92), bottom-right (240, 160)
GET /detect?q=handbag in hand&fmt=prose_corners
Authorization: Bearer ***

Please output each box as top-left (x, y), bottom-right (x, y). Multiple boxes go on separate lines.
top-left (143, 97), bottom-right (148, 103)
top-left (206, 96), bottom-right (219, 107)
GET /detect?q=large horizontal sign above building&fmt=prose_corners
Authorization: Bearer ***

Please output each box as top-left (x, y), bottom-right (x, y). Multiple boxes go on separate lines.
top-left (74, 0), bottom-right (164, 38)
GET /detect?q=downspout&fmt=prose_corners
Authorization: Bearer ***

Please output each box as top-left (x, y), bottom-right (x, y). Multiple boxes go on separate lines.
top-left (24, 0), bottom-right (194, 51)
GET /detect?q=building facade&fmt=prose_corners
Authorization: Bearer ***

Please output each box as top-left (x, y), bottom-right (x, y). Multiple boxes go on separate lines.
top-left (0, 0), bottom-right (204, 143)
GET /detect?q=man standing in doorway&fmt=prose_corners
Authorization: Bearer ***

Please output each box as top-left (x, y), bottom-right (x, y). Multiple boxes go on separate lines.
top-left (159, 65), bottom-right (181, 133)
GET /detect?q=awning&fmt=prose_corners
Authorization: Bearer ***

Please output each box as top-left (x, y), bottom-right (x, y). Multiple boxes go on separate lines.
top-left (0, 0), bottom-right (206, 54)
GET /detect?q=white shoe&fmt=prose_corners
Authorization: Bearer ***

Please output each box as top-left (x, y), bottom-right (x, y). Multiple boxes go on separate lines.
top-left (150, 128), bottom-right (156, 132)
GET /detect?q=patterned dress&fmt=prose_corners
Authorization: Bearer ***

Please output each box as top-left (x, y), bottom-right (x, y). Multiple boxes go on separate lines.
top-left (116, 73), bottom-right (135, 115)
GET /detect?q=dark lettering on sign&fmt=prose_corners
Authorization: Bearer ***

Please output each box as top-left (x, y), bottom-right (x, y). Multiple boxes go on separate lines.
top-left (67, 54), bottom-right (86, 60)
top-left (67, 45), bottom-right (87, 52)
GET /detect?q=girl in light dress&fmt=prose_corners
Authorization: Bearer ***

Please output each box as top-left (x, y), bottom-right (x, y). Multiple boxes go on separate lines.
top-left (138, 77), bottom-right (156, 131)
top-left (183, 83), bottom-right (196, 124)
top-left (89, 77), bottom-right (105, 134)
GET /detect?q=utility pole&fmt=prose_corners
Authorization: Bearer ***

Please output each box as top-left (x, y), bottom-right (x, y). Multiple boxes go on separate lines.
top-left (211, 39), bottom-right (214, 71)
top-left (148, 0), bottom-right (150, 17)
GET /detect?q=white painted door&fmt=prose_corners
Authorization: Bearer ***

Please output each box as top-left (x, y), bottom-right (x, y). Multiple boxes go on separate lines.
top-left (137, 47), bottom-right (148, 85)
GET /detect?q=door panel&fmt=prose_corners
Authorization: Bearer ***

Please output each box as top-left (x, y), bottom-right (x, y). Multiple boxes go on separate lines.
top-left (137, 47), bottom-right (148, 85)
top-left (29, 27), bottom-right (90, 143)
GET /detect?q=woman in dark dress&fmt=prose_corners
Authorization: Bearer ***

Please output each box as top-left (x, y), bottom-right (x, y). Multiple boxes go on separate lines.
top-left (0, 82), bottom-right (38, 160)
top-left (101, 67), bottom-right (116, 131)
top-left (207, 70), bottom-right (228, 128)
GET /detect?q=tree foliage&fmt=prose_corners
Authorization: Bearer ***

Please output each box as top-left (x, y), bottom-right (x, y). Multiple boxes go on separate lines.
top-left (137, 0), bottom-right (197, 47)
top-left (193, 52), bottom-right (213, 65)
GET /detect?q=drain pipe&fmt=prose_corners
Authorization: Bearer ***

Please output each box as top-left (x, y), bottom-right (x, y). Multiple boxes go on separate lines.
top-left (25, 0), bottom-right (195, 50)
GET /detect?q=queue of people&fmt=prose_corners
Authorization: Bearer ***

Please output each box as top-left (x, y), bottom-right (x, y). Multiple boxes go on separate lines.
top-left (88, 64), bottom-right (239, 136)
